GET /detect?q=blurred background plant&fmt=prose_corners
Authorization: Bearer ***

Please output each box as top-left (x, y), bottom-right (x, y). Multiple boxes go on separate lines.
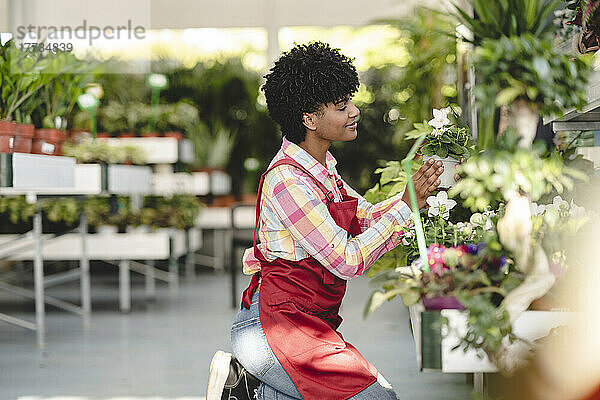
top-left (62, 140), bottom-right (147, 164)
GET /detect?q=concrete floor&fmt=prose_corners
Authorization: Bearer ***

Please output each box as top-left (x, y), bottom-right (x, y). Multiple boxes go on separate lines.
top-left (0, 263), bottom-right (472, 400)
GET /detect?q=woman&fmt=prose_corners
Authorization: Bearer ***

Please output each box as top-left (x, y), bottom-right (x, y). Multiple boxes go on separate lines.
top-left (208, 42), bottom-right (445, 400)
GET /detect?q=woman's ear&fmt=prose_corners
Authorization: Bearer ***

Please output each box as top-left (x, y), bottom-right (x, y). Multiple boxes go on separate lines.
top-left (302, 112), bottom-right (317, 131)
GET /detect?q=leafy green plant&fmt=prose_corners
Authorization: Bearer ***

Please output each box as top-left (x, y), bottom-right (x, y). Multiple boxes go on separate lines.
top-left (564, 0), bottom-right (600, 52)
top-left (0, 196), bottom-right (36, 224)
top-left (62, 140), bottom-right (146, 165)
top-left (140, 195), bottom-right (204, 230)
top-left (82, 196), bottom-right (136, 231)
top-left (405, 108), bottom-right (472, 160)
top-left (190, 120), bottom-right (237, 169)
top-left (0, 39), bottom-right (52, 122)
top-left (453, 0), bottom-right (562, 43)
top-left (35, 52), bottom-right (96, 129)
top-left (474, 34), bottom-right (592, 117)
top-left (449, 131), bottom-right (587, 212)
top-left (363, 160), bottom-right (422, 204)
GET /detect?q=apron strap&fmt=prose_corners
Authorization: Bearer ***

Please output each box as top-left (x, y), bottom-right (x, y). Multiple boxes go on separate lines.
top-left (252, 158), bottom-right (335, 262)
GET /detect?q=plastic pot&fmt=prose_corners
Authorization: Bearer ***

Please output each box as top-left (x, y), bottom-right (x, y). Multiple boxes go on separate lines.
top-left (422, 296), bottom-right (465, 311)
top-left (0, 120), bottom-right (17, 153)
top-left (32, 128), bottom-right (62, 155)
top-left (422, 155), bottom-right (459, 189)
top-left (14, 123), bottom-right (35, 153)
top-left (163, 131), bottom-right (183, 141)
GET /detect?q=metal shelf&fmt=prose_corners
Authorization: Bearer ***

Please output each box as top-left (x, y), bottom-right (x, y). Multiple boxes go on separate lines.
top-left (544, 70), bottom-right (600, 131)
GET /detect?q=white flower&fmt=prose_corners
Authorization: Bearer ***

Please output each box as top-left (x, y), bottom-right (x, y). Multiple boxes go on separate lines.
top-left (569, 200), bottom-right (586, 219)
top-left (455, 221), bottom-right (474, 235)
top-left (469, 212), bottom-right (494, 230)
top-left (428, 108), bottom-right (451, 130)
top-left (530, 202), bottom-right (546, 216)
top-left (401, 230), bottom-right (414, 246)
top-left (545, 195), bottom-right (569, 213)
top-left (427, 191), bottom-right (457, 219)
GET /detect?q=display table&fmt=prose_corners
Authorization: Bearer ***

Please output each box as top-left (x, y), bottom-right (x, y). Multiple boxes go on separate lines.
top-left (409, 304), bottom-right (573, 392)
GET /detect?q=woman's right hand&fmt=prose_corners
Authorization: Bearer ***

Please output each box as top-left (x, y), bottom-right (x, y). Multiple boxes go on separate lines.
top-left (401, 158), bottom-right (444, 209)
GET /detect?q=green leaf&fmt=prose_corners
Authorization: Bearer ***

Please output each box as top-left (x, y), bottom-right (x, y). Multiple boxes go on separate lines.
top-left (495, 86), bottom-right (523, 106)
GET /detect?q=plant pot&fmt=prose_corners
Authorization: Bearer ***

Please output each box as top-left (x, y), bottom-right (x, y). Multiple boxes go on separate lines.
top-left (0, 120), bottom-right (17, 153)
top-left (32, 128), bottom-right (62, 155)
top-left (56, 130), bottom-right (67, 155)
top-left (141, 131), bottom-right (160, 138)
top-left (422, 155), bottom-right (459, 189)
top-left (13, 124), bottom-right (35, 153)
top-left (96, 132), bottom-right (112, 138)
top-left (118, 132), bottom-right (137, 138)
top-left (422, 296), bottom-right (465, 311)
top-left (163, 131), bottom-right (183, 141)
top-left (96, 225), bottom-right (118, 235)
top-left (511, 100), bottom-right (539, 149)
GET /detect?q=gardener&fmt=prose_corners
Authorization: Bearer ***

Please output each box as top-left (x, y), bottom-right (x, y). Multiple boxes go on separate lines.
top-left (207, 42), bottom-right (445, 400)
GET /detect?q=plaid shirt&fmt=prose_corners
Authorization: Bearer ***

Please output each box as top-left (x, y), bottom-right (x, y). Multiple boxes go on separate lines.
top-left (243, 137), bottom-right (412, 280)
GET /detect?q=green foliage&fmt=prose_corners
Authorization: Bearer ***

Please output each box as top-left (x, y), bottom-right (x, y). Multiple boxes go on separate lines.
top-left (40, 198), bottom-right (80, 225)
top-left (62, 140), bottom-right (147, 165)
top-left (454, 292), bottom-right (516, 355)
top-left (140, 195), bottom-right (204, 230)
top-left (0, 196), bottom-right (36, 224)
top-left (0, 39), bottom-right (52, 122)
top-left (474, 34), bottom-right (592, 116)
top-left (405, 117), bottom-right (472, 160)
top-left (95, 100), bottom-right (199, 135)
top-left (449, 132), bottom-right (588, 212)
top-left (363, 160), bottom-right (422, 204)
top-left (190, 120), bottom-right (237, 169)
top-left (35, 52), bottom-right (98, 129)
top-left (453, 0), bottom-right (563, 43)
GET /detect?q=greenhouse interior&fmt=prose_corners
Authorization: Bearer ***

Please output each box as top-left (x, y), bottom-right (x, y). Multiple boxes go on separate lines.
top-left (1, 0), bottom-right (600, 399)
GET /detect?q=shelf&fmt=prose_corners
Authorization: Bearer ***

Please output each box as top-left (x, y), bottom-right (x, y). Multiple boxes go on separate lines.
top-left (410, 305), bottom-right (572, 373)
top-left (152, 172), bottom-right (210, 196)
top-left (0, 153), bottom-right (75, 190)
top-left (98, 137), bottom-right (194, 164)
top-left (545, 69), bottom-right (600, 130)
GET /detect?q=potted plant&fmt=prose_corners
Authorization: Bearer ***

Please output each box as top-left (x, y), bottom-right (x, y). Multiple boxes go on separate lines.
top-left (405, 108), bottom-right (472, 188)
top-left (140, 195), bottom-right (204, 231)
top-left (366, 130), bottom-right (592, 373)
top-left (473, 34), bottom-right (591, 149)
top-left (453, 0), bottom-right (563, 44)
top-left (0, 39), bottom-right (50, 153)
top-left (563, 0), bottom-right (600, 53)
top-left (33, 52), bottom-right (95, 155)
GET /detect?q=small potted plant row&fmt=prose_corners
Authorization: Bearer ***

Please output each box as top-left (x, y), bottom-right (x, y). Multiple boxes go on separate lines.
top-left (81, 100), bottom-right (198, 141)
top-left (0, 38), bottom-right (96, 156)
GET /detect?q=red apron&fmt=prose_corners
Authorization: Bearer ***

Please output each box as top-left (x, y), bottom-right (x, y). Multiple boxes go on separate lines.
top-left (241, 158), bottom-right (378, 400)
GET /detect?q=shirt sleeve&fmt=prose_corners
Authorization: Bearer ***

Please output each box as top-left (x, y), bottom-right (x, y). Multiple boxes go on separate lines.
top-left (341, 179), bottom-right (412, 235)
top-left (262, 165), bottom-right (412, 280)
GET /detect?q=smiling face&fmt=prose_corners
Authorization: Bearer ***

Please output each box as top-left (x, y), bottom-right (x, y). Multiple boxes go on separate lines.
top-left (302, 95), bottom-right (360, 144)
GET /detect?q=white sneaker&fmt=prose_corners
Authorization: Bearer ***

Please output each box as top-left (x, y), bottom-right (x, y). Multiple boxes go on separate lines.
top-left (207, 350), bottom-right (232, 400)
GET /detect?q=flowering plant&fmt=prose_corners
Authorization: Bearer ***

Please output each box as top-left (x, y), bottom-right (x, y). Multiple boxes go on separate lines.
top-left (404, 108), bottom-right (472, 160)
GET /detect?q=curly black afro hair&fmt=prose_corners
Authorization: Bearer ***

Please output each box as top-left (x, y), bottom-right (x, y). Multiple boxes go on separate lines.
top-left (261, 41), bottom-right (360, 144)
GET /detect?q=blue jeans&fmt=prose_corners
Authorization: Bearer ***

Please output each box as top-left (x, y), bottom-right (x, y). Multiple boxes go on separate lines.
top-left (231, 291), bottom-right (399, 400)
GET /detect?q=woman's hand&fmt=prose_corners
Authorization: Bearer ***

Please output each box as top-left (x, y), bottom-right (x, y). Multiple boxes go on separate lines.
top-left (401, 158), bottom-right (444, 209)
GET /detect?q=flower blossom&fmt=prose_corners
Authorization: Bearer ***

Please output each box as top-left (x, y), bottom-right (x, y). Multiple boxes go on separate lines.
top-left (428, 108), bottom-right (451, 130)
top-left (426, 191), bottom-right (456, 219)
